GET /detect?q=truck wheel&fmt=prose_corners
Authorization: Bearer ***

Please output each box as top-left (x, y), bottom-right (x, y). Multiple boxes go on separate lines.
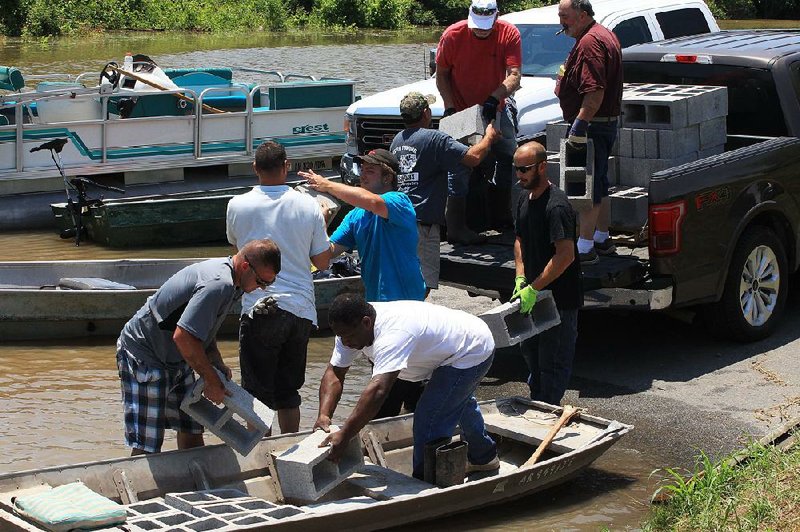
top-left (705, 226), bottom-right (788, 342)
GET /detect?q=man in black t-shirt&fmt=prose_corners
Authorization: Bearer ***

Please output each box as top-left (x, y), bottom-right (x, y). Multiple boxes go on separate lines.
top-left (511, 141), bottom-right (582, 405)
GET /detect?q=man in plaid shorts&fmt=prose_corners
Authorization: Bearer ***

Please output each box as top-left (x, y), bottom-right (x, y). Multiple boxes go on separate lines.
top-left (116, 239), bottom-right (281, 455)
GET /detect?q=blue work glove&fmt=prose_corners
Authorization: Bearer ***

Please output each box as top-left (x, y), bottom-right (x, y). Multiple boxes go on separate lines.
top-left (567, 118), bottom-right (588, 150)
top-left (518, 286), bottom-right (539, 315)
top-left (443, 107), bottom-right (457, 118)
top-left (482, 96), bottom-right (499, 122)
top-left (511, 275), bottom-right (527, 300)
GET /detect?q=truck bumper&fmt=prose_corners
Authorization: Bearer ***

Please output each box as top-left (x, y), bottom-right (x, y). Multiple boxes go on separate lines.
top-left (582, 286), bottom-right (673, 310)
top-left (441, 282), bottom-right (674, 311)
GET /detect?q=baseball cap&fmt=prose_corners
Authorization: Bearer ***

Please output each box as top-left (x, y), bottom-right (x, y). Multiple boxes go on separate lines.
top-left (400, 91), bottom-right (437, 123)
top-left (468, 0), bottom-right (498, 30)
top-left (353, 149), bottom-right (400, 174)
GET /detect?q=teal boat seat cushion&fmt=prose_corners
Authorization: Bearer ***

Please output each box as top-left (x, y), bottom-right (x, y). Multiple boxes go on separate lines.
top-left (0, 66), bottom-right (25, 91)
top-left (12, 481), bottom-right (127, 532)
top-left (165, 67), bottom-right (233, 81)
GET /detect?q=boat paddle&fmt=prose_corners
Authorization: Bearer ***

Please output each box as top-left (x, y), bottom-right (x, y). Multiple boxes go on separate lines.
top-left (106, 64), bottom-right (226, 114)
top-left (523, 405), bottom-right (579, 467)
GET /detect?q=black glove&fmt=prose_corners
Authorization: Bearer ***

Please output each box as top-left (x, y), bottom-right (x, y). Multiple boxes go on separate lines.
top-left (252, 296), bottom-right (279, 316)
top-left (443, 107), bottom-right (457, 118)
top-left (482, 96), bottom-right (499, 122)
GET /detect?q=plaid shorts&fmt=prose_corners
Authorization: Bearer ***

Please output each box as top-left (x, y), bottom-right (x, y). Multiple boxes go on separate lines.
top-left (116, 342), bottom-right (203, 453)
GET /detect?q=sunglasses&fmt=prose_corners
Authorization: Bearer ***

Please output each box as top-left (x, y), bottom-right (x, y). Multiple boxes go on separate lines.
top-left (514, 161), bottom-right (544, 173)
top-left (245, 255), bottom-right (275, 288)
top-left (472, 6), bottom-right (498, 16)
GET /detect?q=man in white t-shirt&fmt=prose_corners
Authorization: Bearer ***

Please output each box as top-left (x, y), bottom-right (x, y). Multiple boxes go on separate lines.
top-left (226, 141), bottom-right (331, 434)
top-left (314, 293), bottom-right (499, 479)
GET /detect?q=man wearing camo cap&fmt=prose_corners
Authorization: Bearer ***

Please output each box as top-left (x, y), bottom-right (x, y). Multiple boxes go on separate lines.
top-left (390, 91), bottom-right (498, 296)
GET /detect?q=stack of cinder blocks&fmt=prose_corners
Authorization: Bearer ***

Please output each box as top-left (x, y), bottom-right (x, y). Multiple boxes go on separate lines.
top-left (125, 489), bottom-right (306, 530)
top-left (545, 83), bottom-right (727, 230)
top-left (180, 369), bottom-right (274, 456)
top-left (274, 426), bottom-right (364, 502)
top-left (478, 291), bottom-right (561, 348)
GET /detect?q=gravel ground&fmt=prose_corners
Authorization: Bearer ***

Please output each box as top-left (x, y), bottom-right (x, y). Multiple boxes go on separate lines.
top-left (429, 283), bottom-right (800, 469)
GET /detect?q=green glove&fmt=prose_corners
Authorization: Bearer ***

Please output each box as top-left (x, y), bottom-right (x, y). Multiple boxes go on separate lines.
top-left (511, 275), bottom-right (527, 300)
top-left (518, 286), bottom-right (538, 315)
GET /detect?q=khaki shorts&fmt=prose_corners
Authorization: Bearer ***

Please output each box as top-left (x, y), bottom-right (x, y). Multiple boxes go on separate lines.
top-left (417, 223), bottom-right (441, 290)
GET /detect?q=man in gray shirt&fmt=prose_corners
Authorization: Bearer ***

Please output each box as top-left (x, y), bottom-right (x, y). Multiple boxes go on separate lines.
top-left (116, 239), bottom-right (281, 455)
top-left (390, 92), bottom-right (498, 295)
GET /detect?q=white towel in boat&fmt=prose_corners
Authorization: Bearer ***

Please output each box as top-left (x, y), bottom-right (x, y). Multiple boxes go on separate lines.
top-left (12, 481), bottom-right (126, 531)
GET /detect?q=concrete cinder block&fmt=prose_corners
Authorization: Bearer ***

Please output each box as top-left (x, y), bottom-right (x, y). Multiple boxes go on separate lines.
top-left (621, 84), bottom-right (728, 130)
top-left (274, 425), bottom-right (364, 502)
top-left (181, 516), bottom-right (230, 531)
top-left (657, 125), bottom-right (700, 159)
top-left (126, 499), bottom-right (173, 516)
top-left (180, 369), bottom-right (275, 456)
top-left (609, 186), bottom-right (648, 231)
top-left (127, 508), bottom-right (196, 530)
top-left (559, 138), bottom-right (594, 207)
top-left (699, 116), bottom-right (727, 150)
top-left (478, 291), bottom-right (561, 348)
top-left (546, 120), bottom-right (569, 152)
top-left (546, 153), bottom-right (560, 188)
top-left (618, 152), bottom-right (699, 187)
top-left (263, 506), bottom-right (306, 519)
top-left (438, 105), bottom-right (486, 144)
top-left (617, 127), bottom-right (633, 158)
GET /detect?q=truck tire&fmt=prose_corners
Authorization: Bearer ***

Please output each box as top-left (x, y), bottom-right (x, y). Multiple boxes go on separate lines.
top-left (705, 225), bottom-right (788, 342)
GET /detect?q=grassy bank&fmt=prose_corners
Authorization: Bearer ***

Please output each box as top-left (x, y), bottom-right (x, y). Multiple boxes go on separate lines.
top-left (5, 0), bottom-right (799, 38)
top-left (0, 0), bottom-right (541, 37)
top-left (643, 438), bottom-right (800, 531)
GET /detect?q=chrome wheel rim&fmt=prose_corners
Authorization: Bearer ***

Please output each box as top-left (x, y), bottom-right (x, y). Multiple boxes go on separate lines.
top-left (739, 245), bottom-right (780, 327)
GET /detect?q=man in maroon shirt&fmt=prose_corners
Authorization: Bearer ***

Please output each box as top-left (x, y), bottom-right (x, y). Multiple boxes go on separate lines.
top-left (436, 0), bottom-right (522, 232)
top-left (555, 0), bottom-right (623, 264)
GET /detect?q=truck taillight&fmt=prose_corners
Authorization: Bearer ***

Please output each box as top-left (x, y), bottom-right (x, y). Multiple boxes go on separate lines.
top-left (660, 53), bottom-right (713, 64)
top-left (649, 200), bottom-right (686, 256)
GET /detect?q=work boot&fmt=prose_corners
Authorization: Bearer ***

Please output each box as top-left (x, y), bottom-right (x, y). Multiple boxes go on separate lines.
top-left (445, 195), bottom-right (487, 245)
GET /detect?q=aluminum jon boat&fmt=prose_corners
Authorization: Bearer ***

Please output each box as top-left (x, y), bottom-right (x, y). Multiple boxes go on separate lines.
top-left (0, 397), bottom-right (632, 531)
top-left (0, 258), bottom-right (363, 340)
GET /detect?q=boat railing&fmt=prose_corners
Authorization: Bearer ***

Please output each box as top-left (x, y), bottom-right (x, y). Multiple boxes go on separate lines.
top-left (1, 75), bottom-right (355, 176)
top-left (196, 85), bottom-right (254, 158)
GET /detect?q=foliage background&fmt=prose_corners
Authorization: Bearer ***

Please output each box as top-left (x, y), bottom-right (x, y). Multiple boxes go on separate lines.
top-left (1, 0), bottom-right (799, 37)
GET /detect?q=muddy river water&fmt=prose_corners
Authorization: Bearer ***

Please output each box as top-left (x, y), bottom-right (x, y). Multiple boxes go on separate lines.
top-left (0, 33), bottom-right (663, 530)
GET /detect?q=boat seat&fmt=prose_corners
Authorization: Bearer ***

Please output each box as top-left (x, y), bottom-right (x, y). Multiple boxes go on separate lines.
top-left (58, 277), bottom-right (136, 290)
top-left (345, 464), bottom-right (432, 501)
top-left (166, 69), bottom-right (260, 110)
top-left (0, 66), bottom-right (24, 91)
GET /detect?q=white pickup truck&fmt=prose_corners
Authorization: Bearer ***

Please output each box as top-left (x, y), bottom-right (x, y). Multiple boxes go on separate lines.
top-left (340, 0), bottom-right (719, 180)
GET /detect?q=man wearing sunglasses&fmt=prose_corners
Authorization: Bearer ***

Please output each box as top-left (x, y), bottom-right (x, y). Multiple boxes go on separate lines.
top-left (227, 141), bottom-right (333, 435)
top-left (116, 239), bottom-right (280, 455)
top-left (436, 0), bottom-right (522, 231)
top-left (512, 142), bottom-right (581, 406)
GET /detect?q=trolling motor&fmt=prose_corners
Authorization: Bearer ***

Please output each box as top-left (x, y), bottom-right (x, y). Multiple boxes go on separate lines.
top-left (31, 138), bottom-right (124, 246)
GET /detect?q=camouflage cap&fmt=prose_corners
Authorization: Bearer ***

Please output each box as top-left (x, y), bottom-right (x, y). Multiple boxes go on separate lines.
top-left (400, 92), bottom-right (436, 123)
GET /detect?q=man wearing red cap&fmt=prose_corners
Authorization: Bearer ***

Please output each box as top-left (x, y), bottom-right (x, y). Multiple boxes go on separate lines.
top-left (435, 0), bottom-right (522, 230)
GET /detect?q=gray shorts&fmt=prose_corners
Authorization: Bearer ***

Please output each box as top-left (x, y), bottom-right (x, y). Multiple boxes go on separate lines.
top-left (417, 223), bottom-right (441, 290)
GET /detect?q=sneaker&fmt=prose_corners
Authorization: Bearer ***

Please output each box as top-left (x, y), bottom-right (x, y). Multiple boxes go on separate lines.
top-left (579, 247), bottom-right (599, 265)
top-left (465, 456), bottom-right (500, 474)
top-left (595, 238), bottom-right (617, 256)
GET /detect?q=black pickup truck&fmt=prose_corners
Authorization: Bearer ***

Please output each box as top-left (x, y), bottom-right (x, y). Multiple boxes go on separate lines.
top-left (440, 30), bottom-right (800, 342)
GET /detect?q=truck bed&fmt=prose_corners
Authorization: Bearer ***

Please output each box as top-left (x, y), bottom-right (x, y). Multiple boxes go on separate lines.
top-left (439, 231), bottom-right (672, 310)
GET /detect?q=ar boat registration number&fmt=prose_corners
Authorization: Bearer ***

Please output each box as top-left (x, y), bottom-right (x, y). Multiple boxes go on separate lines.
top-left (290, 158), bottom-right (333, 172)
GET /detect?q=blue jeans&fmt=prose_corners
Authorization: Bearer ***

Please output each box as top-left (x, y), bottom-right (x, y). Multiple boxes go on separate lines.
top-left (520, 308), bottom-right (578, 405)
top-left (587, 121), bottom-right (618, 204)
top-left (412, 354), bottom-right (497, 479)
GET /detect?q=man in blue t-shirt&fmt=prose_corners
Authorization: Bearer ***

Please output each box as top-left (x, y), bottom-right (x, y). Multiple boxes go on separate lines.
top-left (301, 149), bottom-right (427, 418)
top-left (300, 149), bottom-right (425, 302)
